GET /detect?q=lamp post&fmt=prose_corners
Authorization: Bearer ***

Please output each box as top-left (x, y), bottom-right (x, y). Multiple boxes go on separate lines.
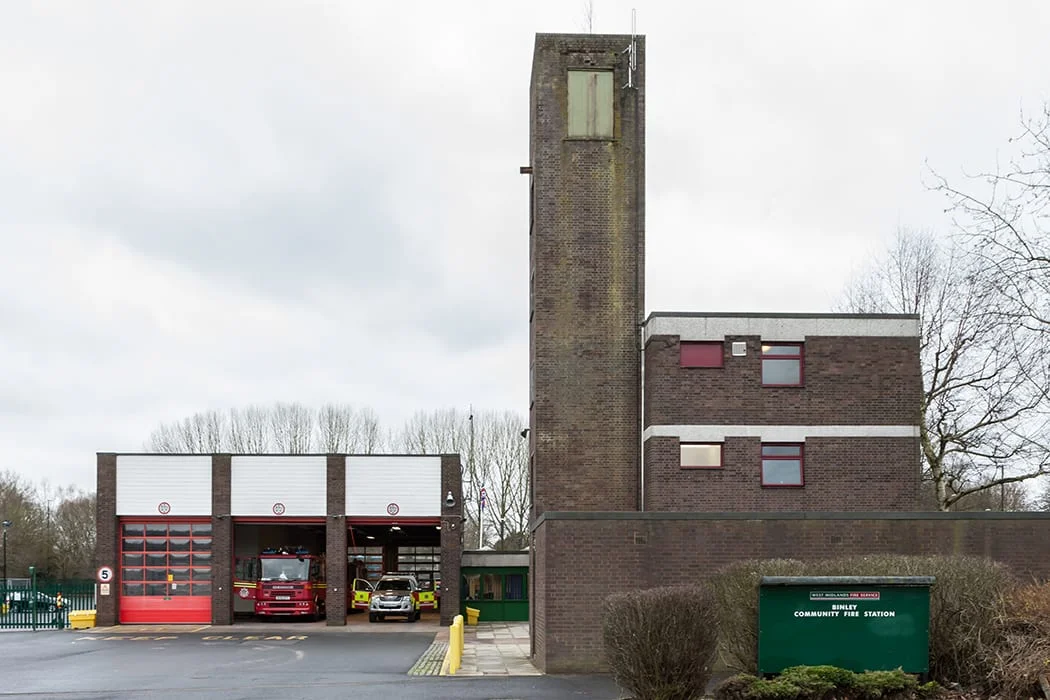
top-left (2, 520), bottom-right (10, 594)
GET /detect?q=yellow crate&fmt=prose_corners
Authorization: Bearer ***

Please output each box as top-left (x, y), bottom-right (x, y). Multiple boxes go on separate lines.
top-left (68, 610), bottom-right (96, 630)
top-left (465, 606), bottom-right (480, 626)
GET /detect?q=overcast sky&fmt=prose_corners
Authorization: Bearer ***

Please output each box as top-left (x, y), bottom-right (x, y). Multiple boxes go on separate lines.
top-left (3, 1), bottom-right (1048, 492)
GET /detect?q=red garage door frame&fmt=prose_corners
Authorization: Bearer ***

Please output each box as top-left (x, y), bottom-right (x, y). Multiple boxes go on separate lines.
top-left (118, 517), bottom-right (213, 625)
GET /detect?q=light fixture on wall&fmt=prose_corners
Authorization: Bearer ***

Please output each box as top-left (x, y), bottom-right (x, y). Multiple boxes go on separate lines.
top-left (520, 428), bottom-right (529, 439)
top-left (445, 491), bottom-right (455, 508)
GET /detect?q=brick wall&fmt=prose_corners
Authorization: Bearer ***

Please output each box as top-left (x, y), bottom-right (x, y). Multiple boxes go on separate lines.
top-left (532, 513), bottom-right (1050, 673)
top-left (440, 454), bottom-right (464, 625)
top-left (211, 454), bottom-right (232, 625)
top-left (531, 524), bottom-right (547, 670)
top-left (325, 454), bottom-right (347, 625)
top-left (645, 335), bottom-right (921, 427)
top-left (529, 33), bottom-right (645, 516)
top-left (645, 436), bottom-right (921, 511)
top-left (95, 453), bottom-right (117, 626)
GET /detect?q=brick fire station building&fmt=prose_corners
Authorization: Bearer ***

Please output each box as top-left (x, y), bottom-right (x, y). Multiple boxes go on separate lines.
top-left (525, 32), bottom-right (1050, 672)
top-left (94, 454), bottom-right (463, 627)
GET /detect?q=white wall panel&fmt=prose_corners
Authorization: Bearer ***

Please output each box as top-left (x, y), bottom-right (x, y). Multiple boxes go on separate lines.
top-left (116, 456), bottom-right (212, 516)
top-left (231, 456), bottom-right (327, 517)
top-left (346, 456), bottom-right (441, 517)
top-left (645, 315), bottom-right (920, 343)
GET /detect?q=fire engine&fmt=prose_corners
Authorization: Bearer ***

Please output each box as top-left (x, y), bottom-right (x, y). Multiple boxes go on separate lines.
top-left (234, 547), bottom-right (327, 618)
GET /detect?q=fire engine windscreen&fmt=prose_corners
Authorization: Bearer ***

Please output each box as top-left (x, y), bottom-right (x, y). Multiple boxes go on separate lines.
top-left (260, 558), bottom-right (310, 581)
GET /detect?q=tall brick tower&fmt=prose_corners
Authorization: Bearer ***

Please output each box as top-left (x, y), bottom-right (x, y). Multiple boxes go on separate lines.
top-left (528, 33), bottom-right (645, 516)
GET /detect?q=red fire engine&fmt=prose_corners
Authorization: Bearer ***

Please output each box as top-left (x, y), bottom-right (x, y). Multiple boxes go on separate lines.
top-left (234, 547), bottom-right (327, 618)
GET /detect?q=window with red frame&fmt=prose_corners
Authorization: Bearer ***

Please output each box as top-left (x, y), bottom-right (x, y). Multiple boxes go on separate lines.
top-left (680, 342), bottom-right (724, 368)
top-left (761, 444), bottom-right (804, 486)
top-left (680, 442), bottom-right (723, 469)
top-left (761, 343), bottom-right (803, 386)
top-left (121, 522), bottom-right (212, 597)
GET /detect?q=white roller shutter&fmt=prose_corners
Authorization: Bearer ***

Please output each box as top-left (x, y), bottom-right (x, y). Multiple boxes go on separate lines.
top-left (346, 456), bottom-right (441, 517)
top-left (231, 456), bottom-right (327, 517)
top-left (116, 455), bottom-right (212, 516)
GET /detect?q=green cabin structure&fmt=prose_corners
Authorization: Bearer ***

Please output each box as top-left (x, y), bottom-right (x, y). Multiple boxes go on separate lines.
top-left (460, 551), bottom-right (529, 622)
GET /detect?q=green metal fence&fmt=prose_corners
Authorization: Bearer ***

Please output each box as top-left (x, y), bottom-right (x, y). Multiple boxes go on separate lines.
top-left (1, 568), bottom-right (96, 631)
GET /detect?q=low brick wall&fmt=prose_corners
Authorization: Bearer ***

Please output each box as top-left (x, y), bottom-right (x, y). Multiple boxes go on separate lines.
top-left (531, 512), bottom-right (1050, 673)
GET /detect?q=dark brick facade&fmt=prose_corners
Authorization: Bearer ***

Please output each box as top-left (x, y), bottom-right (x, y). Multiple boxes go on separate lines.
top-left (532, 513), bottom-right (1050, 673)
top-left (325, 454), bottom-right (347, 625)
top-left (529, 33), bottom-right (645, 516)
top-left (94, 453), bottom-right (117, 626)
top-left (211, 454), bottom-right (232, 625)
top-left (645, 436), bottom-right (921, 511)
top-left (644, 333), bottom-right (921, 427)
top-left (439, 454), bottom-right (463, 626)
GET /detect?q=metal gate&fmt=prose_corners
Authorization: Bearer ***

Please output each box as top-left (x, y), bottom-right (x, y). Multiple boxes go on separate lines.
top-left (1, 571), bottom-right (96, 631)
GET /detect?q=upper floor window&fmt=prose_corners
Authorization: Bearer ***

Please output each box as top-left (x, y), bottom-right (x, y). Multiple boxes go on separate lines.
top-left (680, 342), bottom-right (723, 368)
top-left (761, 444), bottom-right (804, 487)
top-left (681, 443), bottom-right (723, 469)
top-left (568, 70), bottom-right (613, 138)
top-left (761, 343), bottom-right (804, 386)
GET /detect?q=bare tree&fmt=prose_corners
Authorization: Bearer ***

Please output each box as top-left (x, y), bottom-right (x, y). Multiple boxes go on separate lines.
top-left (229, 405), bottom-right (272, 453)
top-left (51, 489), bottom-right (96, 579)
top-left (268, 402), bottom-right (314, 453)
top-left (840, 227), bottom-right (1050, 511)
top-left (145, 410), bottom-right (227, 452)
top-left (931, 105), bottom-right (1050, 334)
top-left (388, 407), bottom-right (528, 548)
top-left (392, 408), bottom-right (468, 455)
top-left (1, 472), bottom-right (94, 580)
top-left (474, 412), bottom-right (530, 550)
top-left (316, 404), bottom-right (382, 454)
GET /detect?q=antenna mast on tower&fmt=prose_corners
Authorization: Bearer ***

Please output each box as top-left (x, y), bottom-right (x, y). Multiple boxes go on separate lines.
top-left (623, 8), bottom-right (637, 89)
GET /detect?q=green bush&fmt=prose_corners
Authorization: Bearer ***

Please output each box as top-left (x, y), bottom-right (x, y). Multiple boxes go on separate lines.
top-left (745, 678), bottom-right (803, 699)
top-left (779, 665), bottom-right (856, 695)
top-left (602, 585), bottom-right (719, 700)
top-left (851, 669), bottom-right (917, 698)
top-left (709, 554), bottom-right (1016, 692)
top-left (713, 667), bottom-right (929, 700)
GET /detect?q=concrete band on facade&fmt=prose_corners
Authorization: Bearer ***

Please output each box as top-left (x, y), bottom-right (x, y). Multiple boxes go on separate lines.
top-left (644, 425), bottom-right (920, 441)
top-left (95, 452), bottom-right (464, 628)
top-left (644, 314), bottom-right (921, 342)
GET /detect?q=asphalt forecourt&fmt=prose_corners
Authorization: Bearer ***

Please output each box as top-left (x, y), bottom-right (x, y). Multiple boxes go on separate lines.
top-left (0, 631), bottom-right (623, 700)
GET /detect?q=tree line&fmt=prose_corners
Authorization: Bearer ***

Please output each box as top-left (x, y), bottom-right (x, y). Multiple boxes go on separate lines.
top-left (0, 471), bottom-right (96, 582)
top-left (146, 404), bottom-right (530, 550)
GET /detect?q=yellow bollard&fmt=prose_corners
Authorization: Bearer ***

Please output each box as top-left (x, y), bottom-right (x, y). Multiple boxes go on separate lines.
top-left (447, 614), bottom-right (464, 674)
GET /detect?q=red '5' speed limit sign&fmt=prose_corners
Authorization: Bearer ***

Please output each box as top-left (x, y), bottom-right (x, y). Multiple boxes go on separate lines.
top-left (97, 567), bottom-right (114, 583)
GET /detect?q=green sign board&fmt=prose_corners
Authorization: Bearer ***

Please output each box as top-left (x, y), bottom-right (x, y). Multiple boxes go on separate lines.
top-left (758, 576), bottom-right (933, 675)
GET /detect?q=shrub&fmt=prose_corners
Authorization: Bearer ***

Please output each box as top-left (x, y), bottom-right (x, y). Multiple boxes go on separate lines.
top-left (710, 558), bottom-right (808, 672)
top-left (779, 665), bottom-right (856, 695)
top-left (979, 581), bottom-right (1050, 699)
top-left (602, 585), bottom-right (719, 700)
top-left (745, 678), bottom-right (803, 699)
top-left (713, 667), bottom-right (930, 700)
top-left (851, 669), bottom-right (917, 698)
top-left (709, 554), bottom-right (1017, 691)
